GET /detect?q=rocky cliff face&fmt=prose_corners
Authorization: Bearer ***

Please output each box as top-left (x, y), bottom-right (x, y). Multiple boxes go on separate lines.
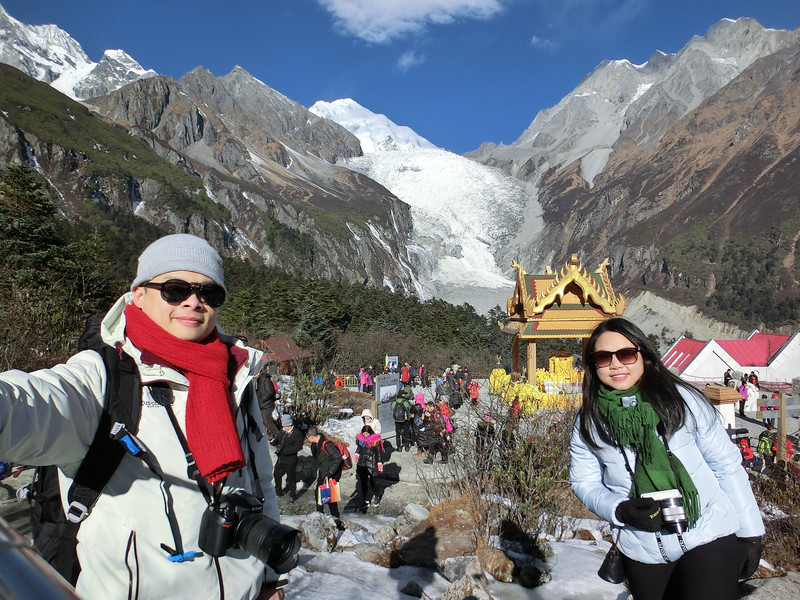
top-left (469, 18), bottom-right (800, 328)
top-left (0, 6), bottom-right (421, 294)
top-left (469, 19), bottom-right (796, 187)
top-left (85, 67), bottom-right (418, 291)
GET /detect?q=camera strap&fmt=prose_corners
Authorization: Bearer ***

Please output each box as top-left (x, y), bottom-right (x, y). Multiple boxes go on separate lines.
top-left (617, 441), bottom-right (688, 561)
top-left (152, 380), bottom-right (266, 508)
top-left (149, 384), bottom-right (215, 506)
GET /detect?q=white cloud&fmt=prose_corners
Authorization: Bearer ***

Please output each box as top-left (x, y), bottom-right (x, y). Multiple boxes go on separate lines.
top-left (397, 50), bottom-right (426, 72)
top-left (530, 35), bottom-right (556, 50)
top-left (316, 0), bottom-right (506, 43)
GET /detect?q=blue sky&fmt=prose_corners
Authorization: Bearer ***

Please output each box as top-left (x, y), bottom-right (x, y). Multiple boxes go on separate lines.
top-left (5, 1), bottom-right (800, 154)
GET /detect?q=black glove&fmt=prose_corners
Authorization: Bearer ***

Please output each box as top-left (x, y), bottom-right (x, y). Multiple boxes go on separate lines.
top-left (615, 497), bottom-right (663, 532)
top-left (738, 536), bottom-right (762, 579)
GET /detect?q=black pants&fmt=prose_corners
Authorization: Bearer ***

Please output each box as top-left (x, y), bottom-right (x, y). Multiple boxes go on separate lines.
top-left (623, 534), bottom-right (744, 600)
top-left (395, 421), bottom-right (413, 450)
top-left (356, 465), bottom-right (381, 503)
top-left (273, 456), bottom-right (298, 495)
top-left (427, 439), bottom-right (448, 462)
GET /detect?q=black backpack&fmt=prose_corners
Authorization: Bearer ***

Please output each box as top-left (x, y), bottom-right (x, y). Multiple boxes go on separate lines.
top-left (29, 314), bottom-right (142, 585)
top-left (392, 399), bottom-right (409, 423)
top-left (256, 370), bottom-right (280, 409)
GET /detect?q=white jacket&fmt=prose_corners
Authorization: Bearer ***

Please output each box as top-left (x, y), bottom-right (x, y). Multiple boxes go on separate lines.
top-left (0, 294), bottom-right (283, 599)
top-left (569, 385), bottom-right (764, 564)
top-left (361, 408), bottom-right (382, 435)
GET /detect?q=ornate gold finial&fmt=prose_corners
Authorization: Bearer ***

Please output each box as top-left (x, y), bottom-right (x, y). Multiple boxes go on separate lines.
top-left (595, 257), bottom-right (610, 273)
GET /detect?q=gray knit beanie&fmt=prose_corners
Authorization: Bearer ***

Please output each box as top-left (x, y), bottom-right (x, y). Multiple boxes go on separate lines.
top-left (131, 234), bottom-right (226, 291)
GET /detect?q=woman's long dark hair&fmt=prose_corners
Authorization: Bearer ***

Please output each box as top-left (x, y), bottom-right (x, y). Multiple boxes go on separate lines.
top-left (579, 317), bottom-right (701, 449)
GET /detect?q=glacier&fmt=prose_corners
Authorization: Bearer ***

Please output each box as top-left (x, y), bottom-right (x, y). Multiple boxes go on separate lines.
top-left (313, 98), bottom-right (536, 314)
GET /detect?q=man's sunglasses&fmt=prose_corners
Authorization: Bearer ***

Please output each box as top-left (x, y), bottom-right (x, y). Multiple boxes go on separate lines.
top-left (592, 347), bottom-right (640, 368)
top-left (141, 279), bottom-right (226, 308)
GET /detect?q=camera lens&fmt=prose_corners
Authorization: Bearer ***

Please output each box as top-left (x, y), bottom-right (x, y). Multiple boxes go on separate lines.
top-left (235, 514), bottom-right (301, 574)
top-left (660, 497), bottom-right (688, 534)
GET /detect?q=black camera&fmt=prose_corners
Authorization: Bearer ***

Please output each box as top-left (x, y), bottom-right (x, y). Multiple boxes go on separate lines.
top-left (642, 489), bottom-right (688, 534)
top-left (198, 490), bottom-right (300, 573)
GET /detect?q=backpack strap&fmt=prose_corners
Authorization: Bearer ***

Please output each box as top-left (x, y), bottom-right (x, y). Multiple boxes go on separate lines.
top-left (322, 439), bottom-right (334, 456)
top-left (65, 345), bottom-right (141, 523)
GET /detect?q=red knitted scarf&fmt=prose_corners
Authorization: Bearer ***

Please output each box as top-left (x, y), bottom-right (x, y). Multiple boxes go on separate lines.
top-left (123, 304), bottom-right (245, 483)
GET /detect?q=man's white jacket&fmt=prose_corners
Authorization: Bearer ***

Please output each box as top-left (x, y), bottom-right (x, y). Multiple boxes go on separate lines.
top-left (0, 294), bottom-right (283, 599)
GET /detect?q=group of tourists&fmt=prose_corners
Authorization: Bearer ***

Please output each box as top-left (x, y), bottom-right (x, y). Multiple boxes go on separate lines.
top-left (722, 366), bottom-right (794, 474)
top-left (383, 361), bottom-right (431, 388)
top-left (357, 365), bottom-right (376, 394)
top-left (433, 365), bottom-right (481, 410)
top-left (727, 368), bottom-right (762, 417)
top-left (391, 385), bottom-right (455, 463)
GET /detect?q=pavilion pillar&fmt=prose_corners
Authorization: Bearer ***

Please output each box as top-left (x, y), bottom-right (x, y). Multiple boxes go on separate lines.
top-left (512, 336), bottom-right (520, 373)
top-left (527, 340), bottom-right (537, 383)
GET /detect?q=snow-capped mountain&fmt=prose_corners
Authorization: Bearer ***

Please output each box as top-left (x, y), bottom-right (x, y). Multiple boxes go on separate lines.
top-left (468, 17), bottom-right (797, 190)
top-left (0, 3), bottom-right (154, 99)
top-left (310, 98), bottom-right (437, 153)
top-left (316, 99), bottom-right (532, 312)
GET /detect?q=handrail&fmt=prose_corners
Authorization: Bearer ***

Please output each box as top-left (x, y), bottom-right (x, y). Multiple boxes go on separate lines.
top-left (0, 515), bottom-right (81, 599)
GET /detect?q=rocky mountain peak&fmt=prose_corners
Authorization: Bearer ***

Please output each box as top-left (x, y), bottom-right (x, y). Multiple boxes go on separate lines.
top-left (0, 4), bottom-right (419, 298)
top-left (696, 16), bottom-right (796, 66)
top-left (0, 3), bottom-right (90, 84)
top-left (175, 66), bottom-right (362, 163)
top-left (479, 21), bottom-right (800, 332)
top-left (0, 3), bottom-right (154, 99)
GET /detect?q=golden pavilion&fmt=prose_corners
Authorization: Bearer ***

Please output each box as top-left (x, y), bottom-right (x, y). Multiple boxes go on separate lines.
top-left (500, 253), bottom-right (626, 378)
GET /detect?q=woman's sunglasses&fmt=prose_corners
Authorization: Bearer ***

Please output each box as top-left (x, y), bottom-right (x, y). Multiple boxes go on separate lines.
top-left (141, 279), bottom-right (226, 308)
top-left (592, 347), bottom-right (640, 368)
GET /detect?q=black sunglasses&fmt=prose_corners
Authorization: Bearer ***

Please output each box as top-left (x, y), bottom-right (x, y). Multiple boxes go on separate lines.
top-left (141, 279), bottom-right (226, 308)
top-left (592, 347), bottom-right (640, 368)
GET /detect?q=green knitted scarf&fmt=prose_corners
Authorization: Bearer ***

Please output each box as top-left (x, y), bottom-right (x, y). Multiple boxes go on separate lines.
top-left (597, 384), bottom-right (700, 528)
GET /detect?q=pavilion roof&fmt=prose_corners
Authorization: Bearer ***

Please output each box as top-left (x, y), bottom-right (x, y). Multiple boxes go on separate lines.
top-left (503, 254), bottom-right (625, 338)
